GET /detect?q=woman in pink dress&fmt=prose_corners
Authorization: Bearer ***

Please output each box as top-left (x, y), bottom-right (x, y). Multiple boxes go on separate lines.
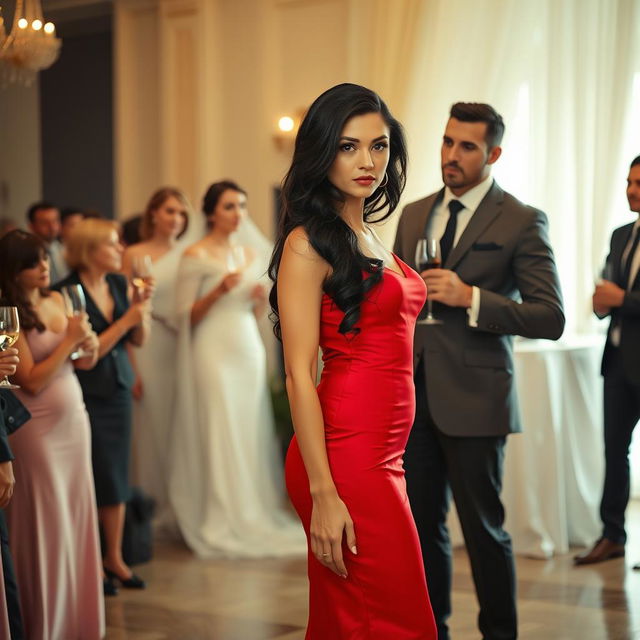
top-left (0, 229), bottom-right (105, 640)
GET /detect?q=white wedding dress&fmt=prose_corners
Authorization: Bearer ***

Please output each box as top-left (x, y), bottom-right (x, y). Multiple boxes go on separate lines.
top-left (169, 250), bottom-right (306, 558)
top-left (131, 245), bottom-right (183, 530)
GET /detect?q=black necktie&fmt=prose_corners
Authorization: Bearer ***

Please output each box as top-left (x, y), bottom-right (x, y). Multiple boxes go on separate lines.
top-left (622, 226), bottom-right (640, 288)
top-left (440, 199), bottom-right (464, 264)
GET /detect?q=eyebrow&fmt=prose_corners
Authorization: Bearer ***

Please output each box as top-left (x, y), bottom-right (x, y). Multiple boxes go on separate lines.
top-left (443, 135), bottom-right (478, 144)
top-left (340, 135), bottom-right (389, 143)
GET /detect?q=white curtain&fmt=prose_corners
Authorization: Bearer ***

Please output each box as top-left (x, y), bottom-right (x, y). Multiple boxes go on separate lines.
top-left (395, 0), bottom-right (640, 334)
top-left (359, 0), bottom-right (640, 494)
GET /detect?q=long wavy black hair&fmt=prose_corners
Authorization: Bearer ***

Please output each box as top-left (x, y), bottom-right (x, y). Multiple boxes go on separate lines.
top-left (268, 83), bottom-right (408, 340)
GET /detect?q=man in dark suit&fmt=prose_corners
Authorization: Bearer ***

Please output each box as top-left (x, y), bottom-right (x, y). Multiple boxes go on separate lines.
top-left (394, 103), bottom-right (564, 640)
top-left (26, 202), bottom-right (69, 285)
top-left (0, 348), bottom-right (28, 640)
top-left (575, 155), bottom-right (640, 567)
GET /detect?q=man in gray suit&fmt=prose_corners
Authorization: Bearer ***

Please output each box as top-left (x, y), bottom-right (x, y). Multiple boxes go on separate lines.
top-left (394, 103), bottom-right (564, 640)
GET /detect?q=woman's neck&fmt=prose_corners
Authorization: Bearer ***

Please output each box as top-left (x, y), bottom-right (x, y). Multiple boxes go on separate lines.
top-left (79, 265), bottom-right (107, 288)
top-left (25, 286), bottom-right (41, 307)
top-left (206, 227), bottom-right (232, 248)
top-left (149, 232), bottom-right (176, 249)
top-left (338, 196), bottom-right (366, 233)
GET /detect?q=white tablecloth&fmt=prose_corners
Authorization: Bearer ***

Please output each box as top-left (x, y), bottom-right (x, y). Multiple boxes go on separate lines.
top-left (448, 335), bottom-right (606, 558)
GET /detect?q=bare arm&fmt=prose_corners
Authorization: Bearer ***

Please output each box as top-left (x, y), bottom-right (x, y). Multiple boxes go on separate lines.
top-left (189, 273), bottom-right (241, 327)
top-left (279, 230), bottom-right (331, 495)
top-left (127, 308), bottom-right (148, 347)
top-left (251, 284), bottom-right (268, 319)
top-left (73, 331), bottom-right (100, 370)
top-left (279, 228), bottom-right (356, 578)
top-left (12, 312), bottom-right (91, 395)
top-left (180, 247), bottom-right (243, 327)
top-left (95, 301), bottom-right (147, 358)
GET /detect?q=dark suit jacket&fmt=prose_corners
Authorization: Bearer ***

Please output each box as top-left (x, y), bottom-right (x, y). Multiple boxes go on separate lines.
top-left (53, 272), bottom-right (135, 400)
top-left (394, 181), bottom-right (565, 437)
top-left (600, 222), bottom-right (640, 384)
top-left (0, 390), bottom-right (30, 463)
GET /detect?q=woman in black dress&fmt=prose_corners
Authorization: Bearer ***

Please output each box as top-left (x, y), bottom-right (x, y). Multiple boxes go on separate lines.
top-left (55, 218), bottom-right (151, 594)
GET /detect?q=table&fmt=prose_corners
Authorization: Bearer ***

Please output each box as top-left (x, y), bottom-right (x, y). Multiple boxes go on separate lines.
top-left (448, 334), bottom-right (606, 558)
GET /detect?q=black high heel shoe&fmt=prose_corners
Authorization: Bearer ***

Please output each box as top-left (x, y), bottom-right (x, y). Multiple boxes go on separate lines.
top-left (104, 568), bottom-right (146, 590)
top-left (103, 577), bottom-right (118, 596)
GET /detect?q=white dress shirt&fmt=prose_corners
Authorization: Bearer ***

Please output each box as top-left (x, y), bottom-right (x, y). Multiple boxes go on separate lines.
top-left (426, 175), bottom-right (494, 326)
top-left (622, 218), bottom-right (640, 291)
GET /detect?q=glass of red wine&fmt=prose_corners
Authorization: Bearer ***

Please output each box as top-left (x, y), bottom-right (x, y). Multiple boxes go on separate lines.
top-left (415, 237), bottom-right (443, 325)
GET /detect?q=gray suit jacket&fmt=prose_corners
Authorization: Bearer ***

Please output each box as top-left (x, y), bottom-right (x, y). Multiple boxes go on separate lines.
top-left (394, 181), bottom-right (565, 437)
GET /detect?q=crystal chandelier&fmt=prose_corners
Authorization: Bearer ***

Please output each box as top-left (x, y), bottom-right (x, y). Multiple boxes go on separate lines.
top-left (0, 0), bottom-right (61, 86)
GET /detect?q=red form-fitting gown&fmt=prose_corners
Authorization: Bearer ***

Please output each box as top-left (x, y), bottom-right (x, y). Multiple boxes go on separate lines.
top-left (286, 256), bottom-right (437, 639)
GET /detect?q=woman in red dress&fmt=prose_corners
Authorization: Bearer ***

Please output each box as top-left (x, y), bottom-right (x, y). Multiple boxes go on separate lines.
top-left (268, 83), bottom-right (437, 639)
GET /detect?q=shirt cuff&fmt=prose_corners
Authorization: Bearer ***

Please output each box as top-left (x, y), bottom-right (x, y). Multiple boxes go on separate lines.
top-left (467, 286), bottom-right (480, 327)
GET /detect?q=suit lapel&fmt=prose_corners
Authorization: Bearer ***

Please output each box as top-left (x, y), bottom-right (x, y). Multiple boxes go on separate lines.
top-left (404, 190), bottom-right (442, 269)
top-left (445, 182), bottom-right (504, 270)
top-left (612, 223), bottom-right (634, 287)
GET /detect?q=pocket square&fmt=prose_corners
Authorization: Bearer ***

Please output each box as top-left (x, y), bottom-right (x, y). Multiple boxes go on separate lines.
top-left (472, 242), bottom-right (503, 251)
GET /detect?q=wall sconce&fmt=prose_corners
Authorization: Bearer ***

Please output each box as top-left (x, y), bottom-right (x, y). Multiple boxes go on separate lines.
top-left (273, 108), bottom-right (306, 152)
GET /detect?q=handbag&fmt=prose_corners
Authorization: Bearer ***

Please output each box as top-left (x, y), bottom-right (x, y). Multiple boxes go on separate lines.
top-left (121, 487), bottom-right (156, 566)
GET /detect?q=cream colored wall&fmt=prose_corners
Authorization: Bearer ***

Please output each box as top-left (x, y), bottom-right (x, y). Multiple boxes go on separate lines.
top-left (114, 0), bottom-right (357, 239)
top-left (0, 82), bottom-right (42, 225)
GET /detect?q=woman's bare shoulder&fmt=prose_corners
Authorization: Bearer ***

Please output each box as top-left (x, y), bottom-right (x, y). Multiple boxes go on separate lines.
top-left (183, 240), bottom-right (207, 258)
top-left (124, 241), bottom-right (151, 257)
top-left (284, 226), bottom-right (322, 263)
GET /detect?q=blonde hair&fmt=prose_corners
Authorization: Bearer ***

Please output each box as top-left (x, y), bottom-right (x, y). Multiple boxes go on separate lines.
top-left (139, 187), bottom-right (190, 241)
top-left (65, 218), bottom-right (121, 270)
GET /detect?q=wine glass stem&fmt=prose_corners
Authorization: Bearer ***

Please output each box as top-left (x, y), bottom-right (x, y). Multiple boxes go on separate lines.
top-left (426, 299), bottom-right (434, 319)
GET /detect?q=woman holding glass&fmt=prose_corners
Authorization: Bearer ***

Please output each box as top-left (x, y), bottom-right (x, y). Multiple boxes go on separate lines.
top-left (122, 187), bottom-right (189, 529)
top-left (54, 218), bottom-right (151, 593)
top-left (170, 180), bottom-right (305, 557)
top-left (0, 229), bottom-right (105, 639)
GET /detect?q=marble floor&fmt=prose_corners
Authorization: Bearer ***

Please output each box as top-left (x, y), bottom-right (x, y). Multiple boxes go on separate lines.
top-left (105, 501), bottom-right (640, 639)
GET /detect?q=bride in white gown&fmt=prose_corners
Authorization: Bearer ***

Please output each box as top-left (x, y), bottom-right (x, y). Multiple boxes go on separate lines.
top-left (169, 180), bottom-right (306, 558)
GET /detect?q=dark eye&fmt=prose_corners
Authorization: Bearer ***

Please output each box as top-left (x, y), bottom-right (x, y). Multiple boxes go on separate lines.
top-left (463, 143), bottom-right (476, 151)
top-left (339, 143), bottom-right (355, 152)
top-left (372, 142), bottom-right (388, 151)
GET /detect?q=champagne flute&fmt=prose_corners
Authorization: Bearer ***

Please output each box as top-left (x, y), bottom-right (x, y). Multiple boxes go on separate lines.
top-left (131, 254), bottom-right (154, 295)
top-left (0, 306), bottom-right (20, 388)
top-left (415, 237), bottom-right (444, 325)
top-left (61, 284), bottom-right (90, 360)
top-left (226, 246), bottom-right (247, 273)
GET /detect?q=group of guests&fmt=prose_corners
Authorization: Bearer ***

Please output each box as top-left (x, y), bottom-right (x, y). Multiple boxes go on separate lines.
top-left (0, 181), bottom-right (307, 639)
top-left (0, 82), bottom-right (638, 640)
top-left (0, 216), bottom-right (149, 639)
